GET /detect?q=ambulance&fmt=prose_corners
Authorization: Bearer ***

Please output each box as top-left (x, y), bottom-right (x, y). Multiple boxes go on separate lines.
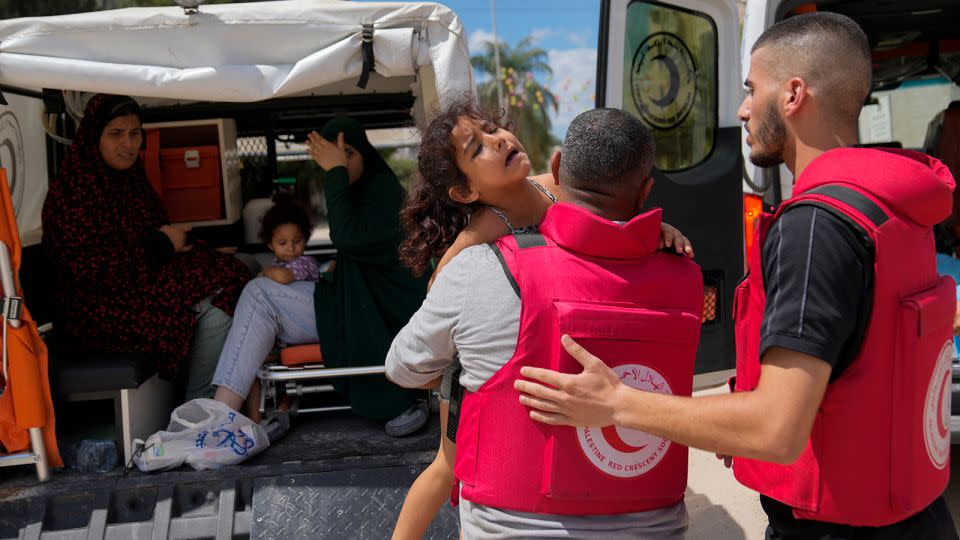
top-left (597, 0), bottom-right (960, 378)
top-left (0, 2), bottom-right (471, 537)
top-left (1, 0), bottom-right (959, 537)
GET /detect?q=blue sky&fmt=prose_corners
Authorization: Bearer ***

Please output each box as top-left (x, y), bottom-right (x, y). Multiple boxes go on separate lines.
top-left (436, 1), bottom-right (599, 50)
top-left (427, 1), bottom-right (602, 138)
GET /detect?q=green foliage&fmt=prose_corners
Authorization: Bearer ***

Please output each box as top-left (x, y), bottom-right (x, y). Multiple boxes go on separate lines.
top-left (471, 37), bottom-right (560, 172)
top-left (271, 148), bottom-right (417, 199)
top-left (277, 159), bottom-right (322, 188)
top-left (379, 148), bottom-right (417, 190)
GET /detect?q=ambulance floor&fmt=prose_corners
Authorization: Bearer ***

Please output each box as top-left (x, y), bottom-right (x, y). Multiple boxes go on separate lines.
top-left (2, 387), bottom-right (960, 539)
top-left (0, 411), bottom-right (449, 539)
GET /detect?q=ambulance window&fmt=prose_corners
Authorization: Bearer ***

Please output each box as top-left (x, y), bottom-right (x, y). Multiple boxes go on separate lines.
top-left (623, 1), bottom-right (718, 172)
top-left (859, 79), bottom-right (960, 150)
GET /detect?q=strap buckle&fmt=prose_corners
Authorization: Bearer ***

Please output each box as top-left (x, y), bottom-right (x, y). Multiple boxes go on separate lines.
top-left (361, 24), bottom-right (374, 43)
top-left (3, 296), bottom-right (21, 322)
top-left (357, 23), bottom-right (376, 89)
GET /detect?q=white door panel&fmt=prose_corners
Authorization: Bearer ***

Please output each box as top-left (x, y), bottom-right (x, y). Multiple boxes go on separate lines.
top-left (741, 0), bottom-right (795, 198)
top-left (604, 0), bottom-right (741, 128)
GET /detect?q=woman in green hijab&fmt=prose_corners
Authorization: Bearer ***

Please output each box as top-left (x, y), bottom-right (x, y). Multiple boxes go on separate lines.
top-left (211, 117), bottom-right (429, 437)
top-left (306, 117), bottom-right (430, 430)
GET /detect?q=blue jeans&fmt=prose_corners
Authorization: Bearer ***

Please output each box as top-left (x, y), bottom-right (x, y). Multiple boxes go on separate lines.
top-left (211, 277), bottom-right (318, 399)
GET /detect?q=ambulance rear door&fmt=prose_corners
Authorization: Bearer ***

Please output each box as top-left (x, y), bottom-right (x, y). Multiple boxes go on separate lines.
top-left (597, 0), bottom-right (743, 375)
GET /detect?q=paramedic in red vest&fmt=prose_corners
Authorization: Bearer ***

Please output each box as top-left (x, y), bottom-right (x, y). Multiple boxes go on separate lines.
top-left (517, 12), bottom-right (959, 540)
top-left (386, 108), bottom-right (703, 538)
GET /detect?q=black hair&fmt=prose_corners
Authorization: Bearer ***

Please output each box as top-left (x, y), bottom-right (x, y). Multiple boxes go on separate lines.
top-left (559, 108), bottom-right (655, 189)
top-left (399, 95), bottom-right (508, 276)
top-left (751, 12), bottom-right (871, 121)
top-left (752, 12), bottom-right (869, 58)
top-left (260, 197), bottom-right (312, 245)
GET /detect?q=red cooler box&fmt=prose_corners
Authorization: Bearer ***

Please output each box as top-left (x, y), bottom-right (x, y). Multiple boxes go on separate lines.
top-left (158, 146), bottom-right (222, 222)
top-left (140, 119), bottom-right (240, 226)
top-left (141, 132), bottom-right (223, 222)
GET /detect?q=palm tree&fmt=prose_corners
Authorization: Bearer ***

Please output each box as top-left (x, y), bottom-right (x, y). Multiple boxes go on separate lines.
top-left (471, 37), bottom-right (560, 172)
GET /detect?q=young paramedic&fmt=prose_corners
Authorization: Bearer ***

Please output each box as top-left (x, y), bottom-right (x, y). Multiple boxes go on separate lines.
top-left (518, 13), bottom-right (959, 539)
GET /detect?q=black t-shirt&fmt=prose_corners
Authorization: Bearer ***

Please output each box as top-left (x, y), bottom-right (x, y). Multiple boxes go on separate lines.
top-left (757, 205), bottom-right (957, 538)
top-left (759, 205), bottom-right (871, 380)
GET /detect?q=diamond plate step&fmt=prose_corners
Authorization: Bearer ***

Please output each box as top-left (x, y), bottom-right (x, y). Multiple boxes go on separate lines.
top-left (251, 465), bottom-right (459, 539)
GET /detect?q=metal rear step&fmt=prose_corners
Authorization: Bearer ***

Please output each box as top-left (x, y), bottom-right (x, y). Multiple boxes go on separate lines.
top-left (0, 412), bottom-right (456, 539)
top-left (1, 460), bottom-right (458, 539)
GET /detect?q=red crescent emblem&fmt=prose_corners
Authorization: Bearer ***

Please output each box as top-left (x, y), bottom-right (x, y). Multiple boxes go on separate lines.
top-left (601, 425), bottom-right (647, 453)
top-left (937, 375), bottom-right (950, 439)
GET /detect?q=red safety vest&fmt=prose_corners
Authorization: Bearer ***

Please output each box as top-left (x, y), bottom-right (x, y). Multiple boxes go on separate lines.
top-left (733, 148), bottom-right (956, 526)
top-left (453, 202), bottom-right (704, 515)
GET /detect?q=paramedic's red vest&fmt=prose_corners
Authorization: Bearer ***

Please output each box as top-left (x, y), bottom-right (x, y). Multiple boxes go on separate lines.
top-left (733, 149), bottom-right (956, 526)
top-left (453, 203), bottom-right (704, 515)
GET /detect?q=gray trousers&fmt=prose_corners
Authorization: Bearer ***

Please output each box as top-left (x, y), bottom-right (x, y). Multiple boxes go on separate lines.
top-left (183, 297), bottom-right (233, 401)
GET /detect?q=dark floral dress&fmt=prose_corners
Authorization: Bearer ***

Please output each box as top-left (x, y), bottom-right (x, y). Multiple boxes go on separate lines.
top-left (41, 94), bottom-right (249, 379)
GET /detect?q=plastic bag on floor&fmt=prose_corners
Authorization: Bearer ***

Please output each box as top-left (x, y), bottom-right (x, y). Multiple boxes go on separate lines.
top-left (132, 398), bottom-right (269, 472)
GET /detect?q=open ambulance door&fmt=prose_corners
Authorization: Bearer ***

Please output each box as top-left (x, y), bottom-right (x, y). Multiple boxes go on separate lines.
top-left (597, 0), bottom-right (743, 375)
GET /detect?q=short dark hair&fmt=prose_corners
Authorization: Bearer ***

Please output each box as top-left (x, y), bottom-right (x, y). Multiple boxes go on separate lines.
top-left (752, 12), bottom-right (869, 57)
top-left (752, 12), bottom-right (871, 121)
top-left (260, 198), bottom-right (312, 244)
top-left (559, 108), bottom-right (655, 189)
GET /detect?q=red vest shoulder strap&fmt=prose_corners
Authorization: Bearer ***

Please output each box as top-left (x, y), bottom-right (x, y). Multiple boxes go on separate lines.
top-left (780, 184), bottom-right (890, 249)
top-left (801, 185), bottom-right (890, 228)
top-left (489, 232), bottom-right (552, 298)
top-left (783, 184), bottom-right (890, 228)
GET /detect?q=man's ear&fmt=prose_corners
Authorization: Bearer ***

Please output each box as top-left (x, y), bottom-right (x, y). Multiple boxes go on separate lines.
top-left (448, 184), bottom-right (479, 204)
top-left (783, 77), bottom-right (807, 118)
top-left (634, 176), bottom-right (655, 213)
top-left (550, 150), bottom-right (561, 185)
top-left (642, 176), bottom-right (654, 200)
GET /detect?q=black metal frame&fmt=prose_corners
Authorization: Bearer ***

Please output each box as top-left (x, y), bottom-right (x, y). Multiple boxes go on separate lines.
top-left (595, 0), bottom-right (742, 375)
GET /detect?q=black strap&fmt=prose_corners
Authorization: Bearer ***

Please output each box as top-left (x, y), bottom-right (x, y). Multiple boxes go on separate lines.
top-left (445, 363), bottom-right (464, 443)
top-left (488, 243), bottom-right (520, 298)
top-left (357, 24), bottom-right (375, 89)
top-left (804, 185), bottom-right (889, 228)
top-left (514, 232), bottom-right (547, 249)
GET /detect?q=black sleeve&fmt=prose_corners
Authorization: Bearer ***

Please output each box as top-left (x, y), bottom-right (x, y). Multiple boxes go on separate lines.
top-left (143, 229), bottom-right (175, 270)
top-left (759, 205), bottom-right (872, 378)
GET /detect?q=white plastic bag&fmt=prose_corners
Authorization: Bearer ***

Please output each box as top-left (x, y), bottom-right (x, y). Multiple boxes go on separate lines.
top-left (132, 398), bottom-right (269, 472)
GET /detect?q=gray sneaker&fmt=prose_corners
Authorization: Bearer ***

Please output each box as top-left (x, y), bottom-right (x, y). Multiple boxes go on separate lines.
top-left (385, 401), bottom-right (429, 437)
top-left (260, 410), bottom-right (290, 444)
